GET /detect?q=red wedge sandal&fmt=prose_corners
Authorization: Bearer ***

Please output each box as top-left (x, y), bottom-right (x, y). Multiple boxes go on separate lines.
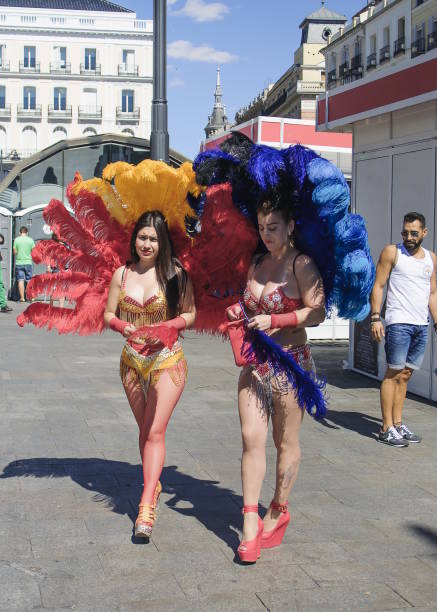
top-left (261, 501), bottom-right (290, 549)
top-left (237, 505), bottom-right (264, 563)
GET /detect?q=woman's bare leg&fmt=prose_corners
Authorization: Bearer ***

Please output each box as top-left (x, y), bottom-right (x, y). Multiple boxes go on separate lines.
top-left (139, 370), bottom-right (185, 506)
top-left (122, 372), bottom-right (147, 460)
top-left (239, 367), bottom-right (269, 542)
top-left (263, 390), bottom-right (303, 532)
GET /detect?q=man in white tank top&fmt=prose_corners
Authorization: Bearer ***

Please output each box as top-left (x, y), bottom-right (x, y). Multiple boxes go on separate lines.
top-left (370, 212), bottom-right (437, 447)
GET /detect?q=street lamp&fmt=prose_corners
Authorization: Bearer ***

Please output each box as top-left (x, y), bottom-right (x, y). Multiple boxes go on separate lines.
top-left (150, 0), bottom-right (169, 163)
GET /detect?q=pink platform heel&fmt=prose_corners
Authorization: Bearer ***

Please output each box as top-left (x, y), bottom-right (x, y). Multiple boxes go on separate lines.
top-left (237, 504), bottom-right (264, 563)
top-left (261, 501), bottom-right (290, 549)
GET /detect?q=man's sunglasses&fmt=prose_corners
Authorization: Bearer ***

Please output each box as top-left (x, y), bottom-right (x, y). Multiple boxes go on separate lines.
top-left (401, 230), bottom-right (420, 238)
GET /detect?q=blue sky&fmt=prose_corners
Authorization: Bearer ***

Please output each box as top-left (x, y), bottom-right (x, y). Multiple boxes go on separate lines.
top-left (122, 0), bottom-right (365, 159)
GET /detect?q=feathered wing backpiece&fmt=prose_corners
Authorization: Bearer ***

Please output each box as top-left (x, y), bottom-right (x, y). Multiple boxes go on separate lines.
top-left (17, 161), bottom-right (204, 335)
top-left (192, 134), bottom-right (376, 419)
top-left (193, 134), bottom-right (375, 321)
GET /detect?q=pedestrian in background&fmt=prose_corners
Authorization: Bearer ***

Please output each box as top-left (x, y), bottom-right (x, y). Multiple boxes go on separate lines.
top-left (13, 226), bottom-right (35, 303)
top-left (0, 233), bottom-right (13, 313)
top-left (370, 212), bottom-right (437, 447)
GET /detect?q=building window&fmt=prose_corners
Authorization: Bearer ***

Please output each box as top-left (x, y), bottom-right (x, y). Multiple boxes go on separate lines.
top-left (398, 17), bottom-right (405, 39)
top-left (23, 86), bottom-right (36, 110)
top-left (23, 46), bottom-right (36, 68)
top-left (383, 26), bottom-right (390, 47)
top-left (0, 85), bottom-right (5, 108)
top-left (122, 49), bottom-right (135, 69)
top-left (52, 126), bottom-right (67, 143)
top-left (370, 33), bottom-right (377, 54)
top-left (54, 87), bottom-right (66, 111)
top-left (21, 126), bottom-right (37, 154)
top-left (122, 90), bottom-right (134, 112)
top-left (58, 47), bottom-right (66, 68)
top-left (84, 48), bottom-right (96, 70)
top-left (83, 127), bottom-right (97, 136)
top-left (0, 126), bottom-right (6, 154)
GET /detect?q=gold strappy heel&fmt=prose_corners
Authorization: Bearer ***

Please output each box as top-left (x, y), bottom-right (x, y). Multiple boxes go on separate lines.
top-left (134, 481), bottom-right (162, 538)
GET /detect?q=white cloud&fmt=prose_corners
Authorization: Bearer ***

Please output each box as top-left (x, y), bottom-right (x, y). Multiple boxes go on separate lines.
top-left (169, 77), bottom-right (185, 87)
top-left (171, 0), bottom-right (229, 23)
top-left (168, 40), bottom-right (237, 63)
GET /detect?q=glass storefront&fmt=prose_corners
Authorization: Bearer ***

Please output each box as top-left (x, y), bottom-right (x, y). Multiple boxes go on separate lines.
top-left (0, 136), bottom-right (188, 290)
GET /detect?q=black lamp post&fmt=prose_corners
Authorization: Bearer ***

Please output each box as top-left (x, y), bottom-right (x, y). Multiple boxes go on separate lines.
top-left (150, 0), bottom-right (169, 163)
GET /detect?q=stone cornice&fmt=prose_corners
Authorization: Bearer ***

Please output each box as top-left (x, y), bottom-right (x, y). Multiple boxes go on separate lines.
top-left (0, 72), bottom-right (153, 82)
top-left (0, 26), bottom-right (153, 40)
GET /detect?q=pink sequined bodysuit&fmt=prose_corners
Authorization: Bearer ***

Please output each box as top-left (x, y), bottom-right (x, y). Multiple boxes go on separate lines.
top-left (243, 285), bottom-right (303, 315)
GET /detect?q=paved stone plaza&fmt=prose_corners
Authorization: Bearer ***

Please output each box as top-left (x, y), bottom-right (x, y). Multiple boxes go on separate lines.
top-left (1, 304), bottom-right (437, 611)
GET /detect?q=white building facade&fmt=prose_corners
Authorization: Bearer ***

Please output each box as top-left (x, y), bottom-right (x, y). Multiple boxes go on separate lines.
top-left (317, 0), bottom-right (437, 401)
top-left (0, 0), bottom-right (153, 161)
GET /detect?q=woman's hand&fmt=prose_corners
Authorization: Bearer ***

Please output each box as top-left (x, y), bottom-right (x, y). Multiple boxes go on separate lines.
top-left (123, 324), bottom-right (137, 338)
top-left (247, 314), bottom-right (272, 331)
top-left (226, 304), bottom-right (242, 321)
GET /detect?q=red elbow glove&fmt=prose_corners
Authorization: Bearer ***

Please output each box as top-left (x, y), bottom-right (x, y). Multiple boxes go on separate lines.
top-left (226, 302), bottom-right (242, 320)
top-left (159, 316), bottom-right (187, 331)
top-left (109, 316), bottom-right (129, 335)
top-left (270, 311), bottom-right (298, 329)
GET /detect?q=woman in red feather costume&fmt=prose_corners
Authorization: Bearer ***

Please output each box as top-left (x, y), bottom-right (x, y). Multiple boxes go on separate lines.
top-left (104, 211), bottom-right (195, 538)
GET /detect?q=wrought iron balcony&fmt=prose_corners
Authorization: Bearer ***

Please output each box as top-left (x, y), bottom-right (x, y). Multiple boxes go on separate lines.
top-left (78, 105), bottom-right (102, 120)
top-left (393, 36), bottom-right (406, 56)
top-left (327, 68), bottom-right (337, 87)
top-left (80, 63), bottom-right (101, 75)
top-left (48, 104), bottom-right (72, 119)
top-left (0, 61), bottom-right (10, 72)
top-left (264, 91), bottom-right (287, 116)
top-left (338, 62), bottom-right (349, 78)
top-left (19, 61), bottom-right (40, 73)
top-left (116, 106), bottom-right (140, 121)
top-left (379, 45), bottom-right (390, 63)
top-left (427, 30), bottom-right (437, 51)
top-left (118, 63), bottom-right (139, 76)
top-left (50, 62), bottom-right (71, 74)
top-left (411, 36), bottom-right (426, 57)
top-left (0, 104), bottom-right (11, 119)
top-left (367, 52), bottom-right (377, 70)
top-left (351, 54), bottom-right (363, 78)
top-left (17, 103), bottom-right (42, 118)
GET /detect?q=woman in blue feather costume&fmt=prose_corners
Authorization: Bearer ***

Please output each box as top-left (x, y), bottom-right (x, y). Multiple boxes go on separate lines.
top-left (193, 133), bottom-right (375, 563)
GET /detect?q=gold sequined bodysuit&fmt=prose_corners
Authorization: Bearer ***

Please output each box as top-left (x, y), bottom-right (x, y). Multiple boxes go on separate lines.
top-left (118, 267), bottom-right (187, 391)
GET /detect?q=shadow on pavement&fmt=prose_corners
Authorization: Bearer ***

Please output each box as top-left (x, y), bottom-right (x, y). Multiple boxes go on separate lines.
top-left (0, 458), bottom-right (253, 554)
top-left (407, 524), bottom-right (437, 549)
top-left (319, 410), bottom-right (382, 440)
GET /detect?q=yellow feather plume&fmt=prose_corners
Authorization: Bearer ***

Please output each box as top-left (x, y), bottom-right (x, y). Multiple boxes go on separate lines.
top-left (71, 160), bottom-right (204, 232)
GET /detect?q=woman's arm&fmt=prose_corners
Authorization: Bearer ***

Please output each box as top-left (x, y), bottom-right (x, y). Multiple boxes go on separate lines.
top-left (178, 270), bottom-right (196, 329)
top-left (289, 254), bottom-right (325, 327)
top-left (104, 266), bottom-right (136, 337)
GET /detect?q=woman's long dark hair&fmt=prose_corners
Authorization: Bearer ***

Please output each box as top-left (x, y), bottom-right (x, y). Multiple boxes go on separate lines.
top-left (129, 212), bottom-right (187, 318)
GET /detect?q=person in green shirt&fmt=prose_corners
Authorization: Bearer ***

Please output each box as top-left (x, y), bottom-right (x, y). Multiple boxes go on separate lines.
top-left (0, 233), bottom-right (12, 313)
top-left (13, 226), bottom-right (35, 302)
